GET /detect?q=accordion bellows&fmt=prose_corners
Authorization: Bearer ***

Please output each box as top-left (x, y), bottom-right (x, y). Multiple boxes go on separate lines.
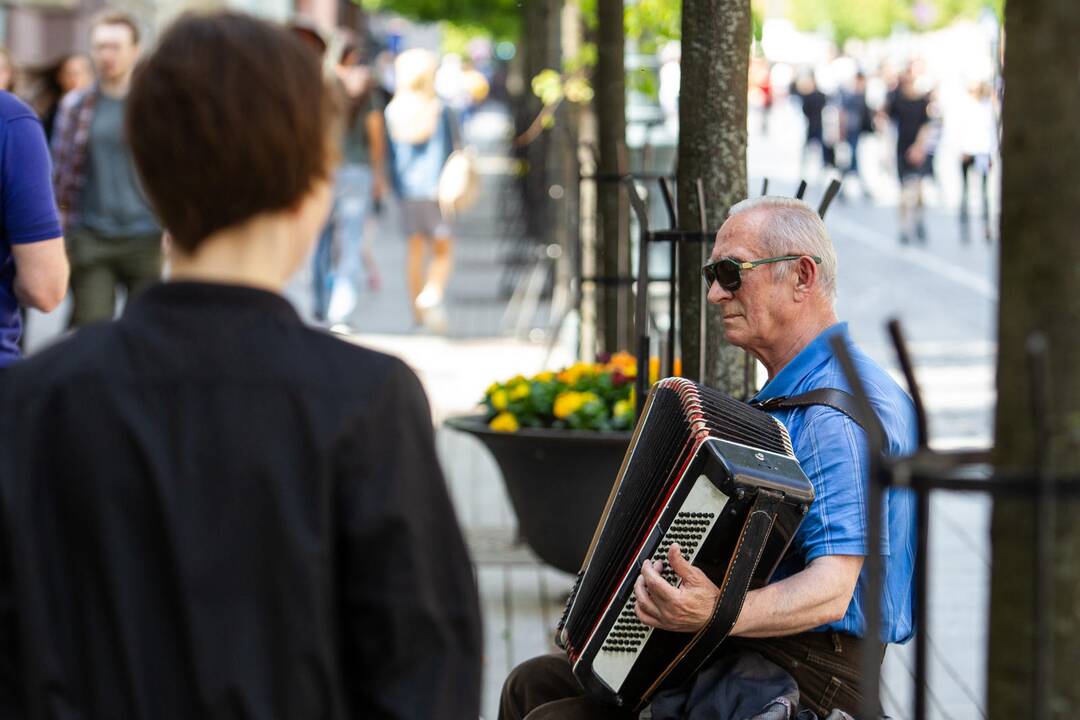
top-left (556, 378), bottom-right (815, 709)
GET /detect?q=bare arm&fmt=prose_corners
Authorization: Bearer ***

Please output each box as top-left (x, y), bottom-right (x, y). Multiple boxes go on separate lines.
top-left (11, 238), bottom-right (69, 312)
top-left (634, 542), bottom-right (863, 638)
top-left (729, 554), bottom-right (863, 637)
top-left (366, 110), bottom-right (387, 200)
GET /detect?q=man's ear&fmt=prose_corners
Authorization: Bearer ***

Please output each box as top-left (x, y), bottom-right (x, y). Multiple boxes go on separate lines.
top-left (793, 256), bottom-right (818, 300)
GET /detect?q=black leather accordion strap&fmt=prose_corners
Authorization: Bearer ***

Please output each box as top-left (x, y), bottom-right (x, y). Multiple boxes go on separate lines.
top-left (751, 388), bottom-right (871, 432)
top-left (640, 488), bottom-right (785, 705)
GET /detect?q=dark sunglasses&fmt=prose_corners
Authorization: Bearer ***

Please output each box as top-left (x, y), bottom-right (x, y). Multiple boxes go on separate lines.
top-left (701, 254), bottom-right (822, 292)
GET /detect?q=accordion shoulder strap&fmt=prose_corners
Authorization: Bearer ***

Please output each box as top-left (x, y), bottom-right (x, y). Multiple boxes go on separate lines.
top-left (751, 388), bottom-right (871, 432)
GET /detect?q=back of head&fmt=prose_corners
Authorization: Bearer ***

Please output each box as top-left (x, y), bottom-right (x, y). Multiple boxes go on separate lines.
top-left (394, 48), bottom-right (437, 96)
top-left (126, 11), bottom-right (341, 254)
top-left (386, 48), bottom-right (440, 144)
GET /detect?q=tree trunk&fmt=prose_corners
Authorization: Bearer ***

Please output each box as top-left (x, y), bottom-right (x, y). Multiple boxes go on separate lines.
top-left (520, 0), bottom-right (561, 253)
top-left (676, 0), bottom-right (751, 393)
top-left (989, 2), bottom-right (1080, 718)
top-left (595, 0), bottom-right (626, 355)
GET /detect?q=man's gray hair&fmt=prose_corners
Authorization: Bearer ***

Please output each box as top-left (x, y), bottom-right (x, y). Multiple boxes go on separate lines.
top-left (727, 196), bottom-right (838, 300)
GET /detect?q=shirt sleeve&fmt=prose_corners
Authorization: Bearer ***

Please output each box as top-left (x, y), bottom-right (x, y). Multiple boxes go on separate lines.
top-left (334, 359), bottom-right (482, 720)
top-left (790, 408), bottom-right (891, 564)
top-left (3, 117), bottom-right (63, 244)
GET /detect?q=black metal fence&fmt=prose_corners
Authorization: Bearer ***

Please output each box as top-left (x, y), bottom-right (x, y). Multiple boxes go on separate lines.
top-left (837, 320), bottom-right (1080, 720)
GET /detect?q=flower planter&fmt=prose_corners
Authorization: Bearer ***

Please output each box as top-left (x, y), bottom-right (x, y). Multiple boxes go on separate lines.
top-left (445, 415), bottom-right (631, 574)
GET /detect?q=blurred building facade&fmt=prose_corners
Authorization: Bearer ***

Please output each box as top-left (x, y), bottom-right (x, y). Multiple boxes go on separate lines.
top-left (1, 0), bottom-right (344, 66)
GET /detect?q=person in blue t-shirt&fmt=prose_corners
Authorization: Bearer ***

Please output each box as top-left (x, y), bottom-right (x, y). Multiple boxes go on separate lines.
top-left (0, 91), bottom-right (69, 366)
top-left (499, 197), bottom-right (916, 720)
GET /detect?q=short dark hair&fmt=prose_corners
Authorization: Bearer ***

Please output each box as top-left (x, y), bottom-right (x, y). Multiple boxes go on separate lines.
top-left (126, 12), bottom-right (342, 254)
top-left (90, 9), bottom-right (141, 45)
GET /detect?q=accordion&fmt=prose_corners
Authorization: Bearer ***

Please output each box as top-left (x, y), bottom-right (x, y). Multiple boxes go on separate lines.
top-left (555, 378), bottom-right (814, 709)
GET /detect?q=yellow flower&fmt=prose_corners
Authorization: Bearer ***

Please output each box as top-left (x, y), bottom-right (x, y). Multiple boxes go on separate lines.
top-left (557, 362), bottom-right (597, 386)
top-left (534, 371), bottom-right (555, 383)
top-left (553, 392), bottom-right (582, 419)
top-left (489, 412), bottom-right (519, 432)
top-left (510, 382), bottom-right (530, 400)
top-left (485, 382), bottom-right (502, 395)
top-left (613, 398), bottom-right (634, 419)
top-left (554, 391), bottom-right (599, 419)
top-left (491, 389), bottom-right (509, 410)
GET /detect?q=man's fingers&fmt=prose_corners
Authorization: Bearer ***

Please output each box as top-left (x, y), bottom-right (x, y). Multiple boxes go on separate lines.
top-left (634, 601), bottom-right (663, 628)
top-left (633, 576), bottom-right (661, 620)
top-left (641, 558), bottom-right (679, 602)
top-left (668, 543), bottom-right (699, 583)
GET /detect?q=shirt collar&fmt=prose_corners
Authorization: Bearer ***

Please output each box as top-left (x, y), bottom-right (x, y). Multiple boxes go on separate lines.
top-left (124, 280), bottom-right (300, 323)
top-left (752, 322), bottom-right (849, 402)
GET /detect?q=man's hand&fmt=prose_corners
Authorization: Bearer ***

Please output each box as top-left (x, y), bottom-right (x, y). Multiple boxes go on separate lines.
top-left (633, 543), bottom-right (719, 633)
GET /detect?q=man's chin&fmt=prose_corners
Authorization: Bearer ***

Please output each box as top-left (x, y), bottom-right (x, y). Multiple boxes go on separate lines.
top-left (719, 321), bottom-right (748, 345)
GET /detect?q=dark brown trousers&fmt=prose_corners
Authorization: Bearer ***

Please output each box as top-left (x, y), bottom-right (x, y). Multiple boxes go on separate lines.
top-left (498, 631), bottom-right (882, 720)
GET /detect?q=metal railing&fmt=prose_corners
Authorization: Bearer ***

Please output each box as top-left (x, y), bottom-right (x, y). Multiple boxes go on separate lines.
top-left (836, 319), bottom-right (1080, 720)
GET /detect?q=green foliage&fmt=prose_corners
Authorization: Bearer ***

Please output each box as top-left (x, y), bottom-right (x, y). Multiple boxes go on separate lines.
top-left (787, 0), bottom-right (909, 44)
top-left (531, 69), bottom-right (565, 106)
top-left (440, 21), bottom-right (492, 55)
top-left (357, 0), bottom-right (520, 39)
top-left (786, 0), bottom-right (1002, 44)
top-left (624, 0), bottom-right (681, 54)
top-left (751, 0), bottom-right (765, 43)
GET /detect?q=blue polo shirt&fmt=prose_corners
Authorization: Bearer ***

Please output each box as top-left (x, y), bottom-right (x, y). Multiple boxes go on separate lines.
top-left (753, 322), bottom-right (917, 644)
top-left (1, 92), bottom-right (63, 367)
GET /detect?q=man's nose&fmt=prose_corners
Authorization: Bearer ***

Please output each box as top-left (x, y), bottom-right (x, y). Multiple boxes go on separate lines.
top-left (707, 281), bottom-right (733, 304)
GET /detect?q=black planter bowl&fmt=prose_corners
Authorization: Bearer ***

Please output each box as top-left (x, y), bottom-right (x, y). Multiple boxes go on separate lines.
top-left (444, 415), bottom-right (632, 574)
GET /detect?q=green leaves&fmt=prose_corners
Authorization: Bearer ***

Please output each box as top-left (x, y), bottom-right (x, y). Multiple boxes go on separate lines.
top-left (358, 0), bottom-right (521, 40)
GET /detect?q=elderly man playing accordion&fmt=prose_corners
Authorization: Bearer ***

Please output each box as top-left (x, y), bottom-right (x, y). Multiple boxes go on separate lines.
top-left (500, 197), bottom-right (917, 720)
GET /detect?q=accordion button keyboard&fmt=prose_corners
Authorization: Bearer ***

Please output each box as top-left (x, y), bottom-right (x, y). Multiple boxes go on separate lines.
top-left (592, 474), bottom-right (730, 691)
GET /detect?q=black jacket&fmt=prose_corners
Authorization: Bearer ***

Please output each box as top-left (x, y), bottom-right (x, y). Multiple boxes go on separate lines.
top-left (0, 281), bottom-right (482, 719)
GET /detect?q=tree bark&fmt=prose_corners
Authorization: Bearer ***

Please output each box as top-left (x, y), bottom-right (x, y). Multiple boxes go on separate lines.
top-left (989, 2), bottom-right (1080, 717)
top-left (595, 0), bottom-right (627, 354)
top-left (676, 0), bottom-right (751, 393)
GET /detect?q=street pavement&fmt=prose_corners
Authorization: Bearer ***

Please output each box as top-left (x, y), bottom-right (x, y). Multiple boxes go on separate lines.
top-left (19, 98), bottom-right (995, 719)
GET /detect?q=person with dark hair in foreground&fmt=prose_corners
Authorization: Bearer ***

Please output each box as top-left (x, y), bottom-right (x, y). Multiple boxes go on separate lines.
top-left (0, 12), bottom-right (481, 720)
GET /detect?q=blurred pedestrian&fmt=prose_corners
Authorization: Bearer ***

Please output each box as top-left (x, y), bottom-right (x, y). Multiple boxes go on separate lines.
top-left (1, 90), bottom-right (69, 366)
top-left (838, 72), bottom-right (873, 199)
top-left (313, 32), bottom-right (386, 325)
top-left (0, 48), bottom-right (14, 92)
top-left (26, 53), bottom-right (93, 140)
top-left (748, 56), bottom-right (772, 134)
top-left (886, 68), bottom-right (932, 244)
top-left (0, 11), bottom-right (481, 719)
top-left (954, 81), bottom-right (997, 240)
top-left (460, 58), bottom-right (490, 127)
top-left (385, 48), bottom-right (457, 331)
top-left (52, 10), bottom-right (161, 325)
top-left (793, 72), bottom-right (835, 178)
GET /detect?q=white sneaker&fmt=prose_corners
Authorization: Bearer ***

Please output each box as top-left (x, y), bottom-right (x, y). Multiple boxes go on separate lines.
top-left (421, 302), bottom-right (448, 334)
top-left (414, 285), bottom-right (444, 311)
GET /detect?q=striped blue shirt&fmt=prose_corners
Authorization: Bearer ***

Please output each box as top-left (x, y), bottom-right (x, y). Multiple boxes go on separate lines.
top-left (752, 322), bottom-right (917, 644)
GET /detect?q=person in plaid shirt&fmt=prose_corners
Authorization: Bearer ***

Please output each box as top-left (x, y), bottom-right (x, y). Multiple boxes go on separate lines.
top-left (52, 9), bottom-right (160, 326)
